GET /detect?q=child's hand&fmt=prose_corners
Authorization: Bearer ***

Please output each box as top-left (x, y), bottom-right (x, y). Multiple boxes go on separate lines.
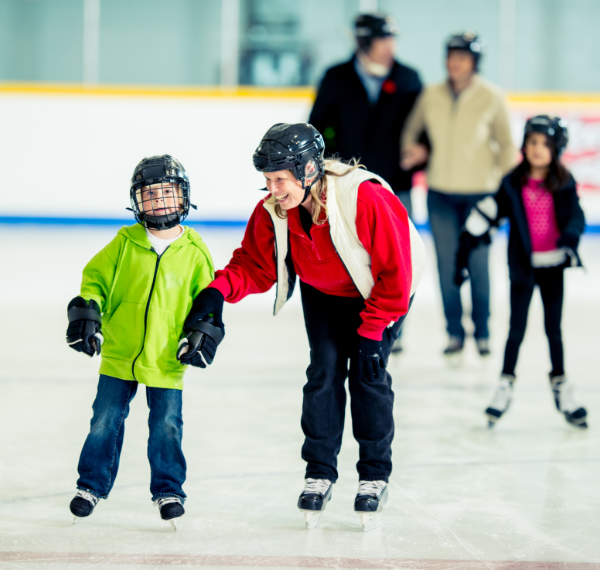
top-left (66, 297), bottom-right (103, 357)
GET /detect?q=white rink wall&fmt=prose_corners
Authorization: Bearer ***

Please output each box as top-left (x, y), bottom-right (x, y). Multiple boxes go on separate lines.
top-left (1, 88), bottom-right (600, 226)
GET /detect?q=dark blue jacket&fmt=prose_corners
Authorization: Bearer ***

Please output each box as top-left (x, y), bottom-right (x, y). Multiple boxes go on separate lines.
top-left (495, 172), bottom-right (585, 286)
top-left (309, 56), bottom-right (422, 193)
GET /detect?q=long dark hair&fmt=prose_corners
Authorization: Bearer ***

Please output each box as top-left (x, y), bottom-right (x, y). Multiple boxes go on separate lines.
top-left (510, 133), bottom-right (570, 192)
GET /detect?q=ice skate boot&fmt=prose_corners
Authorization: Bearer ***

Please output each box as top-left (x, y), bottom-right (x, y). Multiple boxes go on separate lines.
top-left (443, 336), bottom-right (464, 367)
top-left (297, 478), bottom-right (332, 530)
top-left (354, 480), bottom-right (388, 532)
top-left (485, 374), bottom-right (515, 427)
top-left (154, 497), bottom-right (185, 531)
top-left (70, 490), bottom-right (99, 524)
top-left (476, 338), bottom-right (491, 358)
top-left (550, 374), bottom-right (588, 428)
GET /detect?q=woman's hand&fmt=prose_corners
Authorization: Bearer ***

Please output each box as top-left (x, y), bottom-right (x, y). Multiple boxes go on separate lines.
top-left (351, 335), bottom-right (386, 383)
top-left (400, 144), bottom-right (429, 171)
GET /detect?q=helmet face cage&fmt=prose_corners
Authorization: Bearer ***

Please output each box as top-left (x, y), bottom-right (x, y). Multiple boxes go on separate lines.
top-left (523, 115), bottom-right (569, 157)
top-left (130, 156), bottom-right (191, 230)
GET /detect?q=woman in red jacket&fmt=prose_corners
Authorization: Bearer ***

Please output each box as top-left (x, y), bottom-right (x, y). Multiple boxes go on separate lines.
top-left (183, 123), bottom-right (425, 531)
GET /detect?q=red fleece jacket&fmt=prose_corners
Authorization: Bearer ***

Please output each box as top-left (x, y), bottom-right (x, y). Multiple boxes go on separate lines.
top-left (209, 181), bottom-right (413, 340)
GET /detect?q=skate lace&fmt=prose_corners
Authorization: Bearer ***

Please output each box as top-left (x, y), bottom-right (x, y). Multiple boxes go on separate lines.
top-left (303, 478), bottom-right (331, 496)
top-left (357, 480), bottom-right (387, 497)
top-left (153, 497), bottom-right (182, 509)
top-left (489, 378), bottom-right (513, 410)
top-left (552, 378), bottom-right (579, 414)
top-left (75, 490), bottom-right (98, 507)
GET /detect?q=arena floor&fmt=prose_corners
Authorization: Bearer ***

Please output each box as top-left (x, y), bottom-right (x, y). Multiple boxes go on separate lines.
top-left (1, 225), bottom-right (599, 569)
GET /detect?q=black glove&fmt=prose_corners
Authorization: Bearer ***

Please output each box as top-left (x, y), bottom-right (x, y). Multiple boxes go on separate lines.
top-left (454, 231), bottom-right (491, 286)
top-left (557, 231), bottom-right (579, 250)
top-left (177, 316), bottom-right (225, 368)
top-left (177, 289), bottom-right (226, 368)
top-left (352, 335), bottom-right (386, 383)
top-left (66, 297), bottom-right (103, 357)
top-left (185, 288), bottom-right (225, 329)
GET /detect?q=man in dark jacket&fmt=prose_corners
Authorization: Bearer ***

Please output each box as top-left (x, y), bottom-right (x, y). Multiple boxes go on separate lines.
top-left (309, 13), bottom-right (422, 352)
top-left (309, 14), bottom-right (422, 211)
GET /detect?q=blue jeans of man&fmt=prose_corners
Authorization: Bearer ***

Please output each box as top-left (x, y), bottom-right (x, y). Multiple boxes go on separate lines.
top-left (76, 374), bottom-right (186, 503)
top-left (427, 189), bottom-right (491, 341)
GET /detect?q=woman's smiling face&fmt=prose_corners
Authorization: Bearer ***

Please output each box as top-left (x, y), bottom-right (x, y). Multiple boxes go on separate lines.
top-left (263, 169), bottom-right (309, 210)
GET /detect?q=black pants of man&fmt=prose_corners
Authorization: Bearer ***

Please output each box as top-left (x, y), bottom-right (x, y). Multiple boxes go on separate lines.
top-left (299, 281), bottom-right (410, 483)
top-left (503, 265), bottom-right (565, 377)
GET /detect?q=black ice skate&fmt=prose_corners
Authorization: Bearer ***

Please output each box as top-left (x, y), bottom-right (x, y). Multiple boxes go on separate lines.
top-left (297, 478), bottom-right (332, 530)
top-left (354, 480), bottom-right (388, 532)
top-left (70, 490), bottom-right (99, 524)
top-left (550, 374), bottom-right (588, 428)
top-left (154, 497), bottom-right (185, 531)
top-left (443, 336), bottom-right (464, 367)
top-left (485, 374), bottom-right (515, 427)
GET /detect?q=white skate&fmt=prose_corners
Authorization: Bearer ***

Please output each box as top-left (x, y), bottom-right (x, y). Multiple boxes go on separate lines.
top-left (354, 480), bottom-right (388, 531)
top-left (486, 374), bottom-right (515, 427)
top-left (297, 478), bottom-right (332, 530)
top-left (550, 375), bottom-right (588, 428)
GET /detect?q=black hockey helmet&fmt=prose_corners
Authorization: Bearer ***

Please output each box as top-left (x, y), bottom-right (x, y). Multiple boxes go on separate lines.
top-left (354, 14), bottom-right (400, 51)
top-left (523, 115), bottom-right (569, 157)
top-left (129, 155), bottom-right (196, 230)
top-left (446, 31), bottom-right (484, 68)
top-left (253, 123), bottom-right (326, 199)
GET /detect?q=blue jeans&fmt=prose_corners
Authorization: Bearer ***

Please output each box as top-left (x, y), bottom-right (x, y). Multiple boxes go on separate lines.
top-left (428, 189), bottom-right (490, 341)
top-left (76, 375), bottom-right (186, 503)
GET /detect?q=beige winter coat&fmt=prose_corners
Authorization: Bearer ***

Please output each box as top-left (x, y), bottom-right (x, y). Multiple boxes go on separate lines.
top-left (402, 75), bottom-right (515, 193)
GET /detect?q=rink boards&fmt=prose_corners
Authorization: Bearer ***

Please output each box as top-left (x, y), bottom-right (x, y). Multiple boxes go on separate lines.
top-left (1, 83), bottom-right (599, 228)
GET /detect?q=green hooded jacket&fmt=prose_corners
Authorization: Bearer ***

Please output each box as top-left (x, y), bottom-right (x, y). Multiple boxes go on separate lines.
top-left (80, 223), bottom-right (214, 390)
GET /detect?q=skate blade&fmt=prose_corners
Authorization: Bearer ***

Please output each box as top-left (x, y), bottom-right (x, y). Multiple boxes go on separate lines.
top-left (169, 519), bottom-right (177, 531)
top-left (360, 512), bottom-right (382, 532)
top-left (303, 511), bottom-right (322, 530)
top-left (72, 516), bottom-right (77, 525)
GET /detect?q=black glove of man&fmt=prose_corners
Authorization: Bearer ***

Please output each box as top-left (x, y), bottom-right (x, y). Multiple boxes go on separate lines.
top-left (177, 288), bottom-right (225, 368)
top-left (352, 335), bottom-right (386, 383)
top-left (557, 231), bottom-right (579, 250)
top-left (66, 296), bottom-right (103, 357)
top-left (454, 231), bottom-right (491, 286)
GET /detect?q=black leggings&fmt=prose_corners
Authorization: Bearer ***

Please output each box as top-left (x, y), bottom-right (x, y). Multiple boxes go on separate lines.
top-left (503, 265), bottom-right (565, 377)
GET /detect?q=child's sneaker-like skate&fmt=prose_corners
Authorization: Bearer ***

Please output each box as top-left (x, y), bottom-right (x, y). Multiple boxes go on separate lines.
top-left (154, 497), bottom-right (185, 531)
top-left (550, 374), bottom-right (588, 428)
top-left (354, 480), bottom-right (388, 532)
top-left (486, 374), bottom-right (515, 427)
top-left (70, 490), bottom-right (99, 524)
top-left (297, 478), bottom-right (332, 530)
top-left (476, 338), bottom-right (491, 357)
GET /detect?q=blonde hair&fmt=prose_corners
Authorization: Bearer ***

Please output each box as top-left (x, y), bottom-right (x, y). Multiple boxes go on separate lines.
top-left (267, 158), bottom-right (364, 225)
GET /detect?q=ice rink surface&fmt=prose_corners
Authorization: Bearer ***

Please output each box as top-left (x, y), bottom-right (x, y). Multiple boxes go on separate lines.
top-left (1, 225), bottom-right (599, 570)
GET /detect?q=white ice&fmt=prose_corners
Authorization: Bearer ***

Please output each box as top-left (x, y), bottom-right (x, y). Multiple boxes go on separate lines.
top-left (1, 226), bottom-right (599, 570)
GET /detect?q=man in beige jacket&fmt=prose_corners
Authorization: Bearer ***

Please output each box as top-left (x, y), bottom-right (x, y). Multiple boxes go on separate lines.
top-left (401, 31), bottom-right (515, 360)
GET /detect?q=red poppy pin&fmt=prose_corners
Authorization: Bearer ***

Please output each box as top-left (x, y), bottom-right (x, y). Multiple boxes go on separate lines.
top-left (382, 79), bottom-right (397, 94)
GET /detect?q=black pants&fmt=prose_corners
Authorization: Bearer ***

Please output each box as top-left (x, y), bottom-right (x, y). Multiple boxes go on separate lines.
top-left (503, 265), bottom-right (565, 377)
top-left (299, 281), bottom-right (409, 483)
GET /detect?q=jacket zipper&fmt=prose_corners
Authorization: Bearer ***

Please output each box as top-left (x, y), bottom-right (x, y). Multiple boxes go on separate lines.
top-left (131, 250), bottom-right (161, 381)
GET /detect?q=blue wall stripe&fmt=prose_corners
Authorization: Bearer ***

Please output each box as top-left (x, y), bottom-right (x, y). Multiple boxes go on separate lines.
top-left (1, 216), bottom-right (599, 233)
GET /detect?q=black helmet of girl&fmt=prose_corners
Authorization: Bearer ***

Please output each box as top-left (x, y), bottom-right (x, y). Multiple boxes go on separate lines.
top-left (523, 115), bottom-right (569, 157)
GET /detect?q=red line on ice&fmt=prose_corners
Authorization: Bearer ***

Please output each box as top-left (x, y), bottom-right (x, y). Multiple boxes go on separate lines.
top-left (0, 552), bottom-right (598, 568)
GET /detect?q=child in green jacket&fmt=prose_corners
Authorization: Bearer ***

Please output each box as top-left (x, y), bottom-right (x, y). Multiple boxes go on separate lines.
top-left (66, 155), bottom-right (221, 530)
